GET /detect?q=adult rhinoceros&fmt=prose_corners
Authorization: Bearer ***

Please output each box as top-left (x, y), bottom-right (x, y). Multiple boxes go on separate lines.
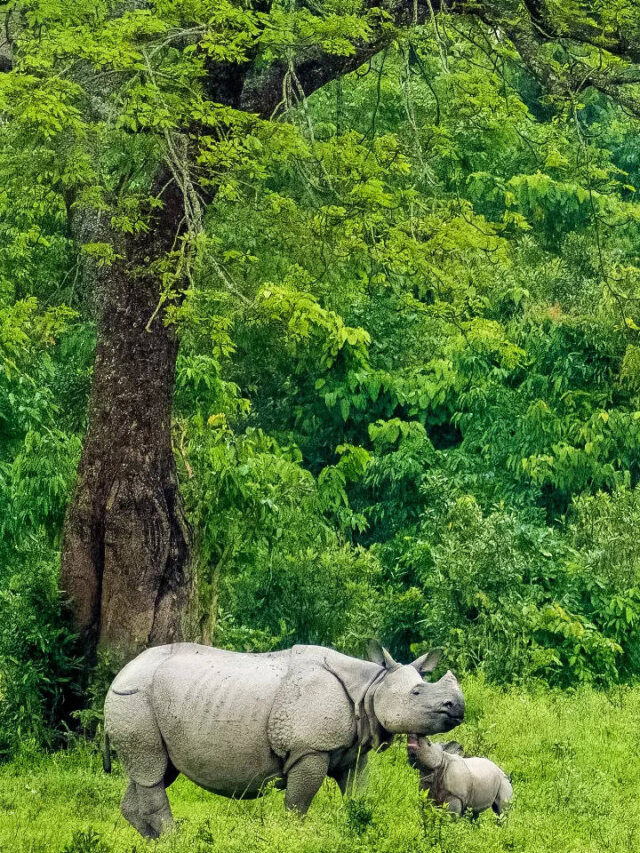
top-left (104, 642), bottom-right (464, 837)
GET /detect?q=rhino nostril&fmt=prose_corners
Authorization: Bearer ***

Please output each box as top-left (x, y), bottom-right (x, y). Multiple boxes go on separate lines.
top-left (442, 700), bottom-right (464, 718)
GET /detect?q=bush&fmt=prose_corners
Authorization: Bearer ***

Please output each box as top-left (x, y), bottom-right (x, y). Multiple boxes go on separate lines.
top-left (382, 494), bottom-right (637, 687)
top-left (0, 550), bottom-right (79, 759)
top-left (222, 543), bottom-right (384, 655)
top-left (568, 486), bottom-right (640, 589)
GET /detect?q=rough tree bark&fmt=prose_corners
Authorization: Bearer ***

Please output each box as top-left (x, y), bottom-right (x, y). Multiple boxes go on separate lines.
top-left (61, 180), bottom-right (192, 662)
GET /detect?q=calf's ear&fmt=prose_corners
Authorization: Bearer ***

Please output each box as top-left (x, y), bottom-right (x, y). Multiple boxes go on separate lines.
top-left (367, 640), bottom-right (400, 671)
top-left (442, 741), bottom-right (464, 756)
top-left (411, 649), bottom-right (442, 674)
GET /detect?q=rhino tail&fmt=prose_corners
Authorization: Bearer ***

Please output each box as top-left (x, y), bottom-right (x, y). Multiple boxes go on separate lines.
top-left (102, 732), bottom-right (112, 774)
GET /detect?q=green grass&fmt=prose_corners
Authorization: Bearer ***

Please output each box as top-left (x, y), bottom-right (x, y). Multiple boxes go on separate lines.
top-left (2, 676), bottom-right (639, 853)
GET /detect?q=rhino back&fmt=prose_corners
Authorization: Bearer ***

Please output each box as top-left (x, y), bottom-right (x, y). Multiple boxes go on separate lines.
top-left (150, 645), bottom-right (291, 796)
top-left (463, 757), bottom-right (503, 811)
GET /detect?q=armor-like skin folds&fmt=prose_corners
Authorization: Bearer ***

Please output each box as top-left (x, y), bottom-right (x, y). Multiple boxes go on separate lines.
top-left (105, 642), bottom-right (464, 838)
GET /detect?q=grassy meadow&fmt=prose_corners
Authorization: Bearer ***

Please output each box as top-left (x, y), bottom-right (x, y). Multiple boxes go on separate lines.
top-left (2, 677), bottom-right (638, 853)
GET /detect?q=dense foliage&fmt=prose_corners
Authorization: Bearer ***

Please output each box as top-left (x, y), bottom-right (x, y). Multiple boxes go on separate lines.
top-left (2, 2), bottom-right (640, 756)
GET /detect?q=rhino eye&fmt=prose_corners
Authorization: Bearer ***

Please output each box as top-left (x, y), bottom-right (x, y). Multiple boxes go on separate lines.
top-left (411, 688), bottom-right (421, 696)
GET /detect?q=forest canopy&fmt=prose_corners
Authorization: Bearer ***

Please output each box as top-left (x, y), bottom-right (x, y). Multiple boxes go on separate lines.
top-left (2, 1), bottom-right (640, 756)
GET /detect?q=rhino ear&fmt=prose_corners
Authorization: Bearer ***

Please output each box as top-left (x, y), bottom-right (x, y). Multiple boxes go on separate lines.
top-left (367, 640), bottom-right (400, 671)
top-left (442, 741), bottom-right (464, 756)
top-left (411, 649), bottom-right (442, 675)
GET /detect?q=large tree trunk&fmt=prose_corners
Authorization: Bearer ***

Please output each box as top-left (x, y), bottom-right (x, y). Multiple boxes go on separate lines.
top-left (61, 187), bottom-right (192, 664)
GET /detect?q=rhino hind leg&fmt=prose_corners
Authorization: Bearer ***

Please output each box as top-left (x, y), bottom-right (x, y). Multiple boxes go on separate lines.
top-left (492, 776), bottom-right (513, 815)
top-left (106, 688), bottom-right (170, 783)
top-left (136, 781), bottom-right (174, 837)
top-left (121, 780), bottom-right (153, 837)
top-left (285, 752), bottom-right (330, 814)
top-left (120, 779), bottom-right (173, 838)
top-left (107, 689), bottom-right (175, 837)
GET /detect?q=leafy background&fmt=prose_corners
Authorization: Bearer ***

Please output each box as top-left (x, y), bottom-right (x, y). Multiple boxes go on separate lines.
top-left (3, 7), bottom-right (640, 761)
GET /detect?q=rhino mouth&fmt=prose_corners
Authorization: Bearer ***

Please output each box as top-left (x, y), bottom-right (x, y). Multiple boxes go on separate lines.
top-left (441, 711), bottom-right (464, 729)
top-left (407, 734), bottom-right (420, 768)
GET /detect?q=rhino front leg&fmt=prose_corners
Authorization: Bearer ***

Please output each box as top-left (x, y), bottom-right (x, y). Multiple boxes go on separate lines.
top-left (285, 752), bottom-right (330, 814)
top-left (442, 794), bottom-right (464, 816)
top-left (334, 753), bottom-right (369, 797)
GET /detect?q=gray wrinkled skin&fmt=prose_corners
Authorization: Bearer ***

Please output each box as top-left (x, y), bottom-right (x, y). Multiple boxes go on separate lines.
top-left (104, 642), bottom-right (464, 838)
top-left (407, 736), bottom-right (513, 818)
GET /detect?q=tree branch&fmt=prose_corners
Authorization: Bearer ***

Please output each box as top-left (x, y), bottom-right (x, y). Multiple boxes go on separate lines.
top-left (495, 5), bottom-right (640, 119)
top-left (240, 1), bottom-right (640, 121)
top-left (520, 0), bottom-right (640, 64)
top-left (240, 0), bottom-right (465, 117)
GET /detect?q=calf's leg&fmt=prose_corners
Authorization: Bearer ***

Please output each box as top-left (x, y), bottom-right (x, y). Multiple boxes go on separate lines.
top-left (492, 777), bottom-right (513, 815)
top-left (442, 794), bottom-right (464, 816)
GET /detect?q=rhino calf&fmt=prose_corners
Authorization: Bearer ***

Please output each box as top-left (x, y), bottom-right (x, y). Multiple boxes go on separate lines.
top-left (104, 642), bottom-right (464, 838)
top-left (407, 736), bottom-right (512, 818)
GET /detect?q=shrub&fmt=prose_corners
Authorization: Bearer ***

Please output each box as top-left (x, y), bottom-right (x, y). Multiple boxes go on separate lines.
top-left (0, 550), bottom-right (79, 759)
top-left (385, 494), bottom-right (634, 687)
